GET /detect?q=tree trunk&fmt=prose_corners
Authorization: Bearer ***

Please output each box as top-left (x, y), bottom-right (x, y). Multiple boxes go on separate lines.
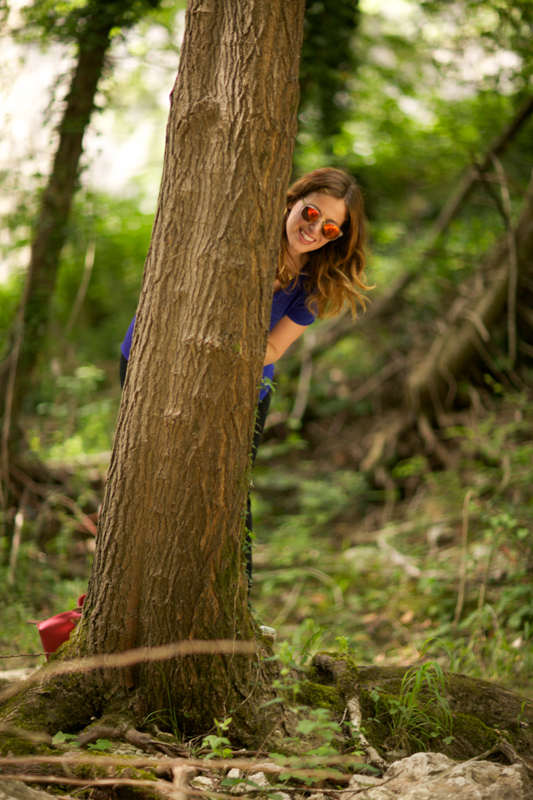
top-left (69, 0), bottom-right (306, 734)
top-left (0, 24), bottom-right (112, 437)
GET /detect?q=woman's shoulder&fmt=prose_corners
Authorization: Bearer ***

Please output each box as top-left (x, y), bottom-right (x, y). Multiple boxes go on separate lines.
top-left (271, 274), bottom-right (316, 327)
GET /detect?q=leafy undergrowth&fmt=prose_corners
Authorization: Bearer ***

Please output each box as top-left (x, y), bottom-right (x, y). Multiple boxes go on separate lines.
top-left (1, 385), bottom-right (533, 800)
top-left (251, 388), bottom-right (533, 698)
top-left (0, 648), bottom-right (460, 799)
top-left (1, 387), bottom-right (533, 706)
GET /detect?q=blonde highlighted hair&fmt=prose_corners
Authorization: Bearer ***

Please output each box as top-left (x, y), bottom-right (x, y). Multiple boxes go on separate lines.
top-left (277, 167), bottom-right (371, 319)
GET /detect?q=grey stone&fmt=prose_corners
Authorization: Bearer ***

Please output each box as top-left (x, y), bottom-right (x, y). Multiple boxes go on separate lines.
top-left (248, 772), bottom-right (270, 788)
top-left (349, 773), bottom-right (384, 789)
top-left (0, 781), bottom-right (61, 800)
top-left (345, 752), bottom-right (533, 800)
top-left (230, 771), bottom-right (271, 794)
top-left (191, 776), bottom-right (215, 789)
top-left (227, 768), bottom-right (242, 779)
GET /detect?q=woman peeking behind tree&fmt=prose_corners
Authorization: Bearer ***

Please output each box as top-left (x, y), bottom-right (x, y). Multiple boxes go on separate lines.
top-left (120, 167), bottom-right (372, 623)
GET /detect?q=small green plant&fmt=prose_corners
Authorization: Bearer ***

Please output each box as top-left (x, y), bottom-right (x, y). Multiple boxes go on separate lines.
top-left (52, 732), bottom-right (112, 751)
top-left (377, 643), bottom-right (454, 752)
top-left (142, 665), bottom-right (182, 739)
top-left (334, 635), bottom-right (356, 657)
top-left (260, 647), bottom-right (364, 786)
top-left (52, 731), bottom-right (81, 748)
top-left (262, 628), bottom-right (324, 711)
top-left (201, 717), bottom-right (233, 759)
top-left (518, 700), bottom-right (527, 728)
top-left (87, 739), bottom-right (112, 751)
top-left (295, 707), bottom-right (343, 758)
top-left (335, 635), bottom-right (349, 654)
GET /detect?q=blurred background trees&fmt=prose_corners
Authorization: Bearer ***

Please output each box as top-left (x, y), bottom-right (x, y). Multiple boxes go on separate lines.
top-left (1, 0), bottom-right (532, 696)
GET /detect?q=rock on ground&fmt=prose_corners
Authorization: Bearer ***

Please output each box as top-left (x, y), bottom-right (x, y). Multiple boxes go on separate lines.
top-left (347, 752), bottom-right (533, 800)
top-left (0, 782), bottom-right (70, 800)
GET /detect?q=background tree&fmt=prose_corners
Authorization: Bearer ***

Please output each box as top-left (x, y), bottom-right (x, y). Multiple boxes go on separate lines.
top-left (296, 0), bottom-right (360, 167)
top-left (0, 0), bottom-right (165, 449)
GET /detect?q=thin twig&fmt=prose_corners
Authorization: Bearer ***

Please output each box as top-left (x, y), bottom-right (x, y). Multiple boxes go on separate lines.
top-left (7, 489), bottom-right (27, 587)
top-left (453, 489), bottom-right (473, 627)
top-left (0, 752), bottom-right (366, 772)
top-left (490, 154), bottom-right (518, 364)
top-left (0, 774), bottom-right (176, 793)
top-left (290, 328), bottom-right (316, 423)
top-left (65, 241), bottom-right (96, 336)
top-left (0, 653), bottom-right (47, 659)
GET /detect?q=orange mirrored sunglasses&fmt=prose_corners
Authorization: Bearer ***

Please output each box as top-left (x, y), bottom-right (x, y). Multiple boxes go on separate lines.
top-left (300, 203), bottom-right (343, 241)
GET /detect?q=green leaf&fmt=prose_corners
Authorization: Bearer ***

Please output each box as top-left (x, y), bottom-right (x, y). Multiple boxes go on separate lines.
top-left (52, 732), bottom-right (79, 745)
top-left (87, 739), bottom-right (112, 751)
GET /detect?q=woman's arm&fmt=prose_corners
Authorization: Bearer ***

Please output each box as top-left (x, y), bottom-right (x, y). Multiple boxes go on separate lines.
top-left (264, 316), bottom-right (310, 366)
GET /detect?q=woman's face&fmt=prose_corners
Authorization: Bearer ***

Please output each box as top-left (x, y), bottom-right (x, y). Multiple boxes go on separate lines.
top-left (285, 191), bottom-right (347, 261)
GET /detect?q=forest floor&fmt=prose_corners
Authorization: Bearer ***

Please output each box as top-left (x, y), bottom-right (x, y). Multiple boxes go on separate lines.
top-left (1, 379), bottom-right (533, 799)
top-left (2, 381), bottom-right (532, 700)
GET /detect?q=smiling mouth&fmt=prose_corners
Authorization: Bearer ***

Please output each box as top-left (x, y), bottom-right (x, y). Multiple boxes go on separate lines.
top-left (300, 228), bottom-right (315, 244)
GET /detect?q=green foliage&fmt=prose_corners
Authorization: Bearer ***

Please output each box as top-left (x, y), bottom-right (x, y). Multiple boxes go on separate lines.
top-left (87, 738), bottom-right (112, 751)
top-left (52, 731), bottom-right (80, 746)
top-left (29, 364), bottom-right (113, 459)
top-left (375, 643), bottom-right (454, 752)
top-left (52, 731), bottom-right (112, 751)
top-left (249, 385), bottom-right (533, 700)
top-left (16, 0), bottom-right (170, 44)
top-left (142, 665), bottom-right (183, 740)
top-left (261, 648), bottom-right (363, 784)
top-left (294, 706), bottom-right (343, 758)
top-left (52, 191), bottom-right (153, 363)
top-left (201, 717), bottom-right (233, 760)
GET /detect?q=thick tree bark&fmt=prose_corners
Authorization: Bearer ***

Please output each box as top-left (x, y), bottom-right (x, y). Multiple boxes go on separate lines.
top-left (66, 0), bottom-right (307, 733)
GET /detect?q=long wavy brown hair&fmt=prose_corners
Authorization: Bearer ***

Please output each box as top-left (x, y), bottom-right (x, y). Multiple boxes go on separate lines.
top-left (277, 167), bottom-right (372, 319)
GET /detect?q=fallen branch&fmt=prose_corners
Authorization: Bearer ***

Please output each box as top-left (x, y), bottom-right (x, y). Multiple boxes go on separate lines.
top-left (491, 154), bottom-right (519, 364)
top-left (346, 697), bottom-right (388, 773)
top-left (0, 752), bottom-right (366, 770)
top-left (408, 169), bottom-right (533, 416)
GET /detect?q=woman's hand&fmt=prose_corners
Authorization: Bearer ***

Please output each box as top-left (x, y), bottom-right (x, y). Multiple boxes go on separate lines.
top-left (264, 316), bottom-right (309, 366)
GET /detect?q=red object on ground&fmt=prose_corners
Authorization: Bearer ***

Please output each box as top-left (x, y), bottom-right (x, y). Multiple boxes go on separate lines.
top-left (36, 593), bottom-right (86, 659)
